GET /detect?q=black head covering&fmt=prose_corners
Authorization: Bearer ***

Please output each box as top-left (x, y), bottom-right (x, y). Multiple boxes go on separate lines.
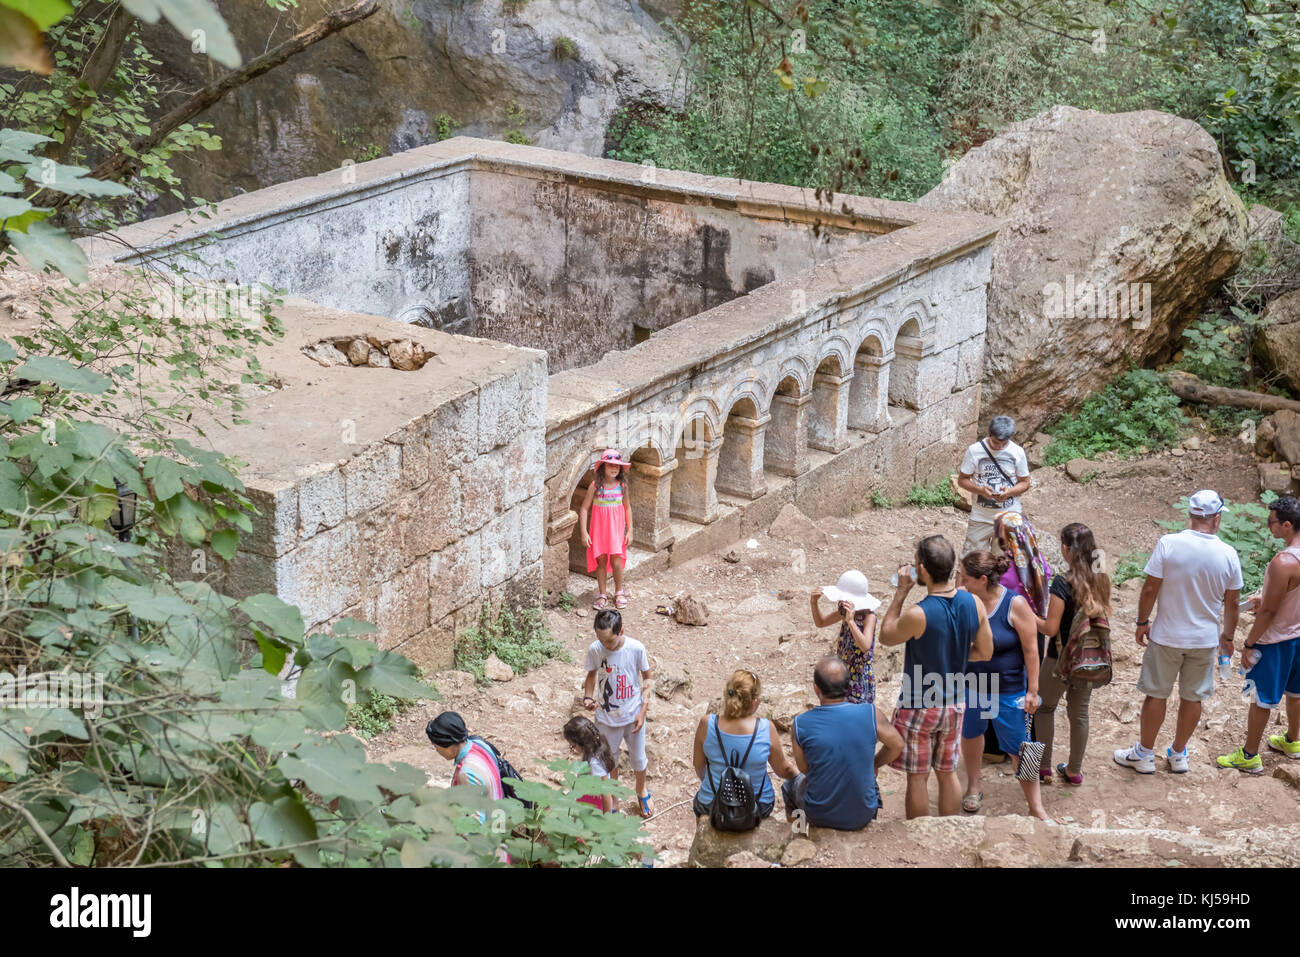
top-left (426, 711), bottom-right (469, 748)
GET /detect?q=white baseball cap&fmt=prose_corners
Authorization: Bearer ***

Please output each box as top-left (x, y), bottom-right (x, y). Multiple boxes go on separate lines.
top-left (1188, 489), bottom-right (1228, 517)
top-left (821, 569), bottom-right (881, 612)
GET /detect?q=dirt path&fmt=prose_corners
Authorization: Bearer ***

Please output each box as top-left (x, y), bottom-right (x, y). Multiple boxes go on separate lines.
top-left (367, 438), bottom-right (1300, 866)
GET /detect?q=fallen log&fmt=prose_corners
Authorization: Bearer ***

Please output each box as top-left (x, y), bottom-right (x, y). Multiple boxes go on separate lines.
top-left (1168, 371), bottom-right (1300, 415)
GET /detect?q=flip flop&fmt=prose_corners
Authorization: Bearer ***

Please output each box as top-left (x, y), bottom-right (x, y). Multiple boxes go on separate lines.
top-left (638, 791), bottom-right (654, 818)
top-left (592, 594), bottom-right (608, 610)
top-left (961, 791), bottom-right (983, 813)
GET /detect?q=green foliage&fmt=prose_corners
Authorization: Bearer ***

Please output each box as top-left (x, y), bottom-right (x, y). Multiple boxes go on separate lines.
top-left (434, 113), bottom-right (458, 141)
top-left (1044, 369), bottom-right (1184, 464)
top-left (904, 476), bottom-right (955, 508)
top-left (1177, 306), bottom-right (1261, 388)
top-left (333, 126), bottom-right (383, 163)
top-left (871, 489), bottom-right (892, 509)
top-left (1111, 550), bottom-right (1150, 585)
top-left (1157, 492), bottom-right (1280, 595)
top-left (556, 590), bottom-right (577, 611)
top-left (455, 604), bottom-right (568, 684)
top-left (553, 36), bottom-right (578, 60)
top-left (347, 692), bottom-right (413, 740)
top-left (502, 102), bottom-right (531, 145)
top-left (501, 0), bottom-right (529, 13)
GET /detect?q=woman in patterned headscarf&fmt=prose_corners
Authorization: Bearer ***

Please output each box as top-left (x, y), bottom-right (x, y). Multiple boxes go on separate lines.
top-left (993, 510), bottom-right (1052, 618)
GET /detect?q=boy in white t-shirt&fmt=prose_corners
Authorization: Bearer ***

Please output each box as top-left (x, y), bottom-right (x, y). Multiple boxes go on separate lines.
top-left (582, 609), bottom-right (654, 816)
top-left (957, 415), bottom-right (1032, 556)
top-left (1115, 490), bottom-right (1242, 775)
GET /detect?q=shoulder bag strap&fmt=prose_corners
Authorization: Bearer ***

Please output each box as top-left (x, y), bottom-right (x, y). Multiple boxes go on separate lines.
top-left (979, 439), bottom-right (1016, 486)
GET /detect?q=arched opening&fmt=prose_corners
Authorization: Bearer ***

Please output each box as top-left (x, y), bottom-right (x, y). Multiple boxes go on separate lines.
top-left (716, 396), bottom-right (766, 500)
top-left (808, 353), bottom-right (848, 453)
top-left (765, 374), bottom-right (808, 478)
top-left (848, 333), bottom-right (889, 433)
top-left (889, 317), bottom-right (922, 411)
top-left (670, 415), bottom-right (720, 524)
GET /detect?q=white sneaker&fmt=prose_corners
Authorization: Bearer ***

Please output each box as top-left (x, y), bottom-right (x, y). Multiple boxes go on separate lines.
top-left (1113, 745), bottom-right (1156, 774)
top-left (1166, 746), bottom-right (1190, 774)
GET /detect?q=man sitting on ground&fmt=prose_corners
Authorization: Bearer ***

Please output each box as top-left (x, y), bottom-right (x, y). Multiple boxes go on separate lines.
top-left (782, 656), bottom-right (903, 831)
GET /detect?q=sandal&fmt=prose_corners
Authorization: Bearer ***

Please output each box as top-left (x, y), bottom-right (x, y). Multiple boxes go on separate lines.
top-left (1056, 762), bottom-right (1083, 786)
top-left (961, 791), bottom-right (983, 814)
top-left (638, 791), bottom-right (654, 818)
top-left (592, 594), bottom-right (608, 610)
top-left (615, 590), bottom-right (628, 609)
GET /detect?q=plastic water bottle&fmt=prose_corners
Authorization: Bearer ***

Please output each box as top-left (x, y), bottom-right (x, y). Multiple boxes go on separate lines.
top-left (891, 566), bottom-right (916, 588)
top-left (1217, 654), bottom-right (1232, 682)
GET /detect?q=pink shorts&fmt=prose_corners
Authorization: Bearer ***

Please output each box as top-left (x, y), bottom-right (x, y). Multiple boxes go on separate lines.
top-left (889, 705), bottom-right (965, 774)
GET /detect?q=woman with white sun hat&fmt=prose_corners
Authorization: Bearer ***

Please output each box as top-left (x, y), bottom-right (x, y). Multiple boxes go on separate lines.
top-left (810, 569), bottom-right (883, 705)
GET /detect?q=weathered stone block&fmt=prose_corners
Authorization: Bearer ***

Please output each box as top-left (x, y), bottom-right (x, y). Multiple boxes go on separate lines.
top-left (297, 464), bottom-right (346, 540)
top-left (480, 507), bottom-right (522, 587)
top-left (458, 451), bottom-right (505, 533)
top-left (478, 372), bottom-right (522, 453)
top-left (244, 480), bottom-right (298, 558)
top-left (520, 494), bottom-right (545, 565)
top-left (396, 616), bottom-right (458, 675)
top-left (425, 392), bottom-right (479, 469)
top-left (364, 561), bottom-right (431, 650)
top-left (276, 522), bottom-right (361, 628)
top-left (429, 533), bottom-right (481, 622)
top-left (344, 442), bottom-right (402, 517)
top-left (498, 428), bottom-right (546, 509)
top-left (404, 467), bottom-right (462, 559)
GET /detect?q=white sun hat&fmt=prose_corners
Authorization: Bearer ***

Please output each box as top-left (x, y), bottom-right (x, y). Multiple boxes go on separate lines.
top-left (821, 569), bottom-right (881, 612)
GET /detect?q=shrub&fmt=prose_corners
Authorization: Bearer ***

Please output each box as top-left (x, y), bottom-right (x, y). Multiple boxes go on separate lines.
top-left (553, 36), bottom-right (578, 60)
top-left (347, 692), bottom-right (413, 740)
top-left (456, 605), bottom-right (569, 684)
top-left (1044, 369), bottom-right (1183, 464)
top-left (871, 489), bottom-right (892, 509)
top-left (904, 476), bottom-right (956, 507)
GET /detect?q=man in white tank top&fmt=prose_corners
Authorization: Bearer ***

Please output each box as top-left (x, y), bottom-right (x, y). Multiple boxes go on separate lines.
top-left (1217, 495), bottom-right (1300, 774)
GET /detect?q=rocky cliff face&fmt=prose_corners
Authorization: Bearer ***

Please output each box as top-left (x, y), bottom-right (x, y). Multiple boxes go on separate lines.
top-left (141, 0), bottom-right (679, 209)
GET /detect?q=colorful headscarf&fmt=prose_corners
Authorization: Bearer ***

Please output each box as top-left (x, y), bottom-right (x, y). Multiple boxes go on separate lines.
top-left (994, 511), bottom-right (1051, 617)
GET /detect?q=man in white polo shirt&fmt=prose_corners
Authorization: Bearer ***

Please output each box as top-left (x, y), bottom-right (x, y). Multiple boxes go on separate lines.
top-left (1115, 490), bottom-right (1242, 774)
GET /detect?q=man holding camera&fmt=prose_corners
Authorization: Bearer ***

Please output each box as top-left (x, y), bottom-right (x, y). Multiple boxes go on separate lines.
top-left (957, 415), bottom-right (1033, 557)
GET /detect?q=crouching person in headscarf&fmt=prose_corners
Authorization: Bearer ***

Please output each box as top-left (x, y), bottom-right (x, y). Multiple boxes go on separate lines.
top-left (426, 711), bottom-right (513, 863)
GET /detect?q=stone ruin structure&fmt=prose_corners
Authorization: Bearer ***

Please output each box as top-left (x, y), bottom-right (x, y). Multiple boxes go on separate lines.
top-left (88, 139), bottom-right (999, 673)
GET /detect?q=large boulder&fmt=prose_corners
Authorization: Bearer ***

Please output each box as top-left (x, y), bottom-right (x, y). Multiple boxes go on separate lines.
top-left (138, 0), bottom-right (679, 209)
top-left (1258, 289), bottom-right (1300, 395)
top-left (920, 106), bottom-right (1247, 432)
top-left (687, 814), bottom-right (793, 867)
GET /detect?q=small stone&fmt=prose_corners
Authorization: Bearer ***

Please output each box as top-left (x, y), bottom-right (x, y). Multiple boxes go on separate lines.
top-left (346, 338), bottom-right (370, 365)
top-left (575, 607), bottom-right (587, 618)
top-left (1109, 701), bottom-right (1140, 724)
top-left (1169, 447), bottom-right (1186, 457)
top-left (1065, 458), bottom-right (1094, 482)
top-left (367, 347), bottom-right (392, 368)
top-left (725, 851), bottom-right (772, 868)
top-left (781, 839), bottom-right (817, 866)
top-left (673, 595), bottom-right (710, 626)
top-left (1032, 431), bottom-right (1054, 447)
top-left (723, 550), bottom-right (741, 563)
top-left (777, 633), bottom-right (798, 644)
top-left (1182, 436), bottom-right (1201, 451)
top-left (485, 653), bottom-right (514, 682)
top-left (655, 668), bottom-right (691, 701)
top-left (1259, 462), bottom-right (1291, 495)
top-left (777, 589), bottom-right (796, 601)
top-left (1273, 764), bottom-right (1300, 790)
top-left (388, 339), bottom-right (421, 371)
top-left (503, 695), bottom-right (534, 715)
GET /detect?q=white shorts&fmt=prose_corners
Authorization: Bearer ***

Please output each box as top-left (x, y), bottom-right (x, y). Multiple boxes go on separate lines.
top-left (597, 720), bottom-right (647, 772)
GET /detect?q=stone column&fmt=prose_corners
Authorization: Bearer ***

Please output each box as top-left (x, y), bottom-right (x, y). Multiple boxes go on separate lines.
top-left (670, 435), bottom-right (723, 525)
top-left (715, 412), bottom-right (770, 500)
top-left (765, 392), bottom-right (811, 477)
top-left (809, 369), bottom-right (852, 453)
top-left (849, 353), bottom-right (892, 433)
top-left (629, 457), bottom-right (677, 551)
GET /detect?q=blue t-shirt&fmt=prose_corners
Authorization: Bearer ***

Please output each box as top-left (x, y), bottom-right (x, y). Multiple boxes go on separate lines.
top-left (968, 587), bottom-right (1026, 694)
top-left (900, 590), bottom-right (980, 708)
top-left (792, 703), bottom-right (880, 830)
top-left (695, 715), bottom-right (774, 808)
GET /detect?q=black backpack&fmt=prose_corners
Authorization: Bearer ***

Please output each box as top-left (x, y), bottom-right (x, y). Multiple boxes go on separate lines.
top-left (475, 737), bottom-right (534, 811)
top-left (707, 717), bottom-right (762, 832)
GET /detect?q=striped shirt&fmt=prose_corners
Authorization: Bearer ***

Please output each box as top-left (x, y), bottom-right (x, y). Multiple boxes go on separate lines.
top-left (452, 739), bottom-right (505, 800)
top-left (593, 482), bottom-right (624, 508)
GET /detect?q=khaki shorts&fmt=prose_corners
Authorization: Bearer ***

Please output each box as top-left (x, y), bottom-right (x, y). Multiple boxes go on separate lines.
top-left (1137, 642), bottom-right (1215, 702)
top-left (962, 518), bottom-right (996, 557)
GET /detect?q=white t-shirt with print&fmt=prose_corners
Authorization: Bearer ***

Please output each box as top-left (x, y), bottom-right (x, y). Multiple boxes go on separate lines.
top-left (585, 636), bottom-right (650, 727)
top-left (960, 440), bottom-right (1030, 523)
top-left (1145, 529), bottom-right (1244, 649)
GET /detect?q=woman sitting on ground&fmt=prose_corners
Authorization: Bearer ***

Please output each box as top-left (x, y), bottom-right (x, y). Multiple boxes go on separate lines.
top-left (957, 550), bottom-right (1051, 821)
top-left (692, 670), bottom-right (797, 825)
top-left (1033, 522), bottom-right (1112, 786)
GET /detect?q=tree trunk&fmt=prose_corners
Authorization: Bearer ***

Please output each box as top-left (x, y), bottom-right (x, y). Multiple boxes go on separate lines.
top-left (45, 0), bottom-right (380, 208)
top-left (49, 3), bottom-right (137, 164)
top-left (1169, 371), bottom-right (1300, 414)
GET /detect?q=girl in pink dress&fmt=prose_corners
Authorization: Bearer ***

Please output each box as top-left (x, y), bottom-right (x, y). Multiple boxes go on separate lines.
top-left (580, 449), bottom-right (634, 609)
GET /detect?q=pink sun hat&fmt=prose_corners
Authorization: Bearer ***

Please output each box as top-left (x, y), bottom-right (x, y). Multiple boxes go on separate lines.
top-left (593, 449), bottom-right (632, 473)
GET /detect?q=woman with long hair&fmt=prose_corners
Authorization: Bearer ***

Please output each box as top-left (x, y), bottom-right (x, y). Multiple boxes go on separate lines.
top-left (1033, 522), bottom-right (1112, 785)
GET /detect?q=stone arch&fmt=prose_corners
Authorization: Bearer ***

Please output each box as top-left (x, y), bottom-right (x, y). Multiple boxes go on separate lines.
top-left (670, 407), bottom-right (721, 525)
top-left (889, 316), bottom-right (923, 410)
top-left (848, 322), bottom-right (892, 433)
top-left (769, 356), bottom-right (811, 404)
top-left (562, 445), bottom-right (607, 575)
top-left (716, 394), bottom-right (768, 500)
top-left (813, 336), bottom-right (853, 379)
top-left (808, 349), bottom-right (851, 454)
top-left (895, 299), bottom-right (936, 340)
top-left (675, 395), bottom-right (723, 447)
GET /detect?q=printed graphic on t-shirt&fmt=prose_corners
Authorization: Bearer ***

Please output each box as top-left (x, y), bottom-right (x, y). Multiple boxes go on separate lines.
top-left (585, 638), bottom-right (649, 727)
top-left (961, 442), bottom-right (1027, 512)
